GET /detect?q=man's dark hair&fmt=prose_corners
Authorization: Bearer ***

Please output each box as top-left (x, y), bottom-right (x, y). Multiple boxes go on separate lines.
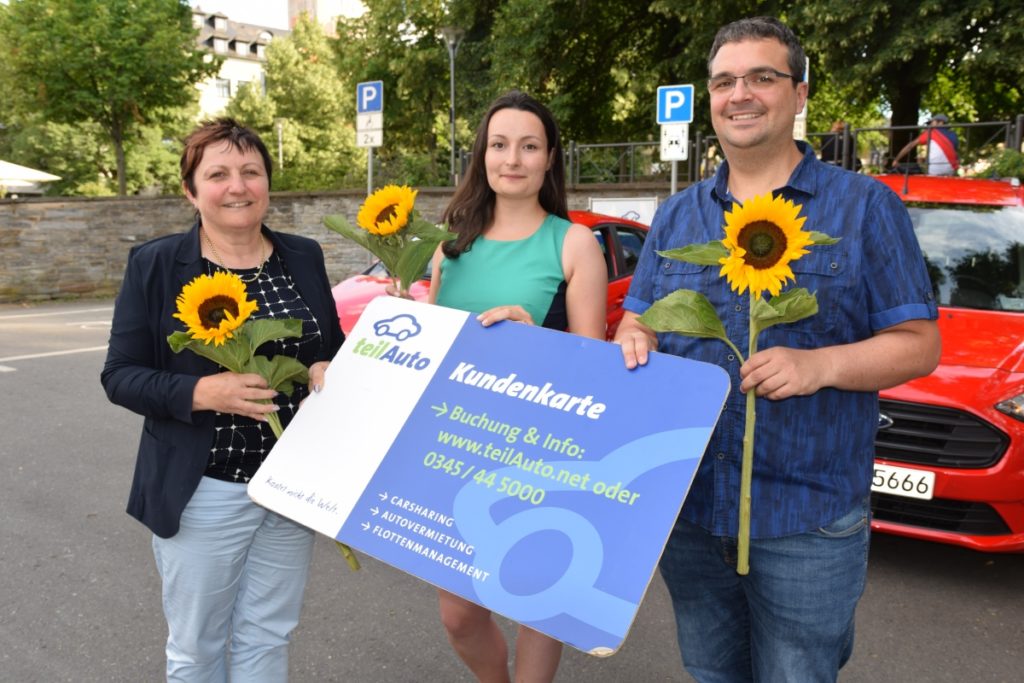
top-left (707, 16), bottom-right (806, 84)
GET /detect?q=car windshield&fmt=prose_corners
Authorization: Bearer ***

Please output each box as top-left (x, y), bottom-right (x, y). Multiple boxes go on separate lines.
top-left (910, 204), bottom-right (1024, 312)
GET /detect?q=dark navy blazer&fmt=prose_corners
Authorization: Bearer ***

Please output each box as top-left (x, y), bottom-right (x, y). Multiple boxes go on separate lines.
top-left (101, 224), bottom-right (343, 538)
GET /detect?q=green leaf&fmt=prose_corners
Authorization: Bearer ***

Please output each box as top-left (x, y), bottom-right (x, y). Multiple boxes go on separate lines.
top-left (392, 223), bottom-right (456, 292)
top-left (394, 239), bottom-right (439, 292)
top-left (751, 288), bottom-right (820, 335)
top-left (166, 332), bottom-right (248, 374)
top-left (638, 289), bottom-right (730, 343)
top-left (244, 318), bottom-right (303, 354)
top-left (404, 217), bottom-right (456, 241)
top-left (324, 215), bottom-right (372, 251)
top-left (167, 330), bottom-right (194, 354)
top-left (658, 241), bottom-right (728, 266)
top-left (247, 355), bottom-right (309, 395)
top-left (808, 232), bottom-right (841, 246)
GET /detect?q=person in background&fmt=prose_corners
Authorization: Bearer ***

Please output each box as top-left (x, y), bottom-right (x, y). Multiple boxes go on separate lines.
top-left (427, 90), bottom-right (607, 682)
top-left (615, 17), bottom-right (940, 682)
top-left (891, 113), bottom-right (960, 175)
top-left (819, 119), bottom-right (845, 165)
top-left (102, 118), bottom-right (343, 682)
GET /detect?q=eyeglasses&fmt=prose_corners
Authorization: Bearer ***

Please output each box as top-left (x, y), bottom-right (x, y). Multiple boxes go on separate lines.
top-left (707, 68), bottom-right (796, 94)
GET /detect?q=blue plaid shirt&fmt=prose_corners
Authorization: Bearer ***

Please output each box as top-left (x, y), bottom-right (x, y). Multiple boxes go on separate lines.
top-left (625, 142), bottom-right (938, 538)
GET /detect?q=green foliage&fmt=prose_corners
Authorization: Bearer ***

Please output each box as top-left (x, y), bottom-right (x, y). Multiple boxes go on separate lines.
top-left (0, 112), bottom-right (191, 196)
top-left (639, 289), bottom-right (734, 348)
top-left (226, 16), bottom-right (359, 191)
top-left (658, 242), bottom-right (729, 266)
top-left (323, 209), bottom-right (455, 292)
top-left (0, 0), bottom-right (219, 194)
top-left (974, 149), bottom-right (1024, 182)
top-left (750, 287), bottom-right (818, 335)
top-left (168, 318), bottom-right (308, 393)
top-left (332, 0), bottom-right (459, 186)
top-left (4, 0), bottom-right (1020, 195)
top-left (788, 0), bottom-right (1024, 149)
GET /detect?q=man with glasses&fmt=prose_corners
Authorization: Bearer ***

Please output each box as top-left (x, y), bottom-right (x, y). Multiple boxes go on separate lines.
top-left (615, 17), bottom-right (940, 682)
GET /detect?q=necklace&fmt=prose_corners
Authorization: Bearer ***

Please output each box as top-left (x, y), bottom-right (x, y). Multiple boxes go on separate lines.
top-left (202, 228), bottom-right (266, 283)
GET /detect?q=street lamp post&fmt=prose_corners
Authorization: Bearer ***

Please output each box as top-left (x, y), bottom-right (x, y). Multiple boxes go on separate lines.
top-left (275, 119), bottom-right (284, 170)
top-left (440, 26), bottom-right (464, 186)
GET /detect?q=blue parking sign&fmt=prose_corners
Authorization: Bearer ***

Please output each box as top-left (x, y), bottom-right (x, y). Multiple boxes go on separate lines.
top-left (657, 84), bottom-right (694, 124)
top-left (357, 81), bottom-right (384, 114)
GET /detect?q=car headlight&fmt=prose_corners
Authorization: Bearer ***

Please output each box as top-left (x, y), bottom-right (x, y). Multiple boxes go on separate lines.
top-left (995, 393), bottom-right (1024, 423)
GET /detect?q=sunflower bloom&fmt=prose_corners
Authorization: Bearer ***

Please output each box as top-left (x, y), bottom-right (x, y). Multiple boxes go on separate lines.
top-left (718, 193), bottom-right (813, 297)
top-left (356, 184), bottom-right (417, 236)
top-left (173, 271), bottom-right (258, 346)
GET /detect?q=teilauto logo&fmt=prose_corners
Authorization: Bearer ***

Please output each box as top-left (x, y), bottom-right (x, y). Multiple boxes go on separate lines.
top-left (350, 314), bottom-right (432, 370)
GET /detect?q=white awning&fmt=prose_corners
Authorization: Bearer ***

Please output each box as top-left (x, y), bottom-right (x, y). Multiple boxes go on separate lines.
top-left (0, 160), bottom-right (61, 183)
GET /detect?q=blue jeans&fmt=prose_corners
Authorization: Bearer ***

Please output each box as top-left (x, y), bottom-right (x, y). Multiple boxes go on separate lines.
top-left (152, 476), bottom-right (315, 682)
top-left (658, 498), bottom-right (870, 683)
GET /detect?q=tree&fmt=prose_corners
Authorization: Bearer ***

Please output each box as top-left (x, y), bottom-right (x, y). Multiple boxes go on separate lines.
top-left (226, 15), bottom-right (359, 191)
top-left (789, 1), bottom-right (1024, 153)
top-left (333, 0), bottom-right (458, 186)
top-left (0, 0), bottom-right (219, 195)
top-left (489, 0), bottom-right (686, 143)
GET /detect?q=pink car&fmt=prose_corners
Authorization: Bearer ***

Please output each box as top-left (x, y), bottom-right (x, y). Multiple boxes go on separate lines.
top-left (332, 210), bottom-right (649, 340)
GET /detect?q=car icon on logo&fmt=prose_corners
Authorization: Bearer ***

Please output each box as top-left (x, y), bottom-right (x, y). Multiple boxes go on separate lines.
top-left (373, 314), bottom-right (422, 341)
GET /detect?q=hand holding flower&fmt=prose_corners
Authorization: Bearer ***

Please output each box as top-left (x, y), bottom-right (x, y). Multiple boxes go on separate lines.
top-left (638, 192), bottom-right (839, 575)
top-left (167, 270), bottom-right (360, 572)
top-left (192, 371), bottom-right (280, 421)
top-left (740, 346), bottom-right (831, 399)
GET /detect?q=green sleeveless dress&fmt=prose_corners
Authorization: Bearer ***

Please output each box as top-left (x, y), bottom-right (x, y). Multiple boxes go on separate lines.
top-left (436, 214), bottom-right (572, 329)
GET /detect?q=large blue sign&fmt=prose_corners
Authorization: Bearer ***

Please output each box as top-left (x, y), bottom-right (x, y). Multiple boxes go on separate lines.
top-left (657, 84), bottom-right (694, 124)
top-left (250, 297), bottom-right (729, 655)
top-left (356, 80), bottom-right (384, 114)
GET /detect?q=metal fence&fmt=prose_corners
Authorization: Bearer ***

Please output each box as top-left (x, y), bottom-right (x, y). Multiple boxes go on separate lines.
top-left (455, 115), bottom-right (1024, 186)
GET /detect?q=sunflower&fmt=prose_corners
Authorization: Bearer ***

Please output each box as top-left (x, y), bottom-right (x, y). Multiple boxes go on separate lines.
top-left (356, 184), bottom-right (417, 236)
top-left (718, 192), bottom-right (813, 297)
top-left (173, 271), bottom-right (258, 346)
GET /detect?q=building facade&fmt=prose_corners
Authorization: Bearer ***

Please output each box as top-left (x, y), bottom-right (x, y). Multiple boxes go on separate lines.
top-left (191, 8), bottom-right (290, 118)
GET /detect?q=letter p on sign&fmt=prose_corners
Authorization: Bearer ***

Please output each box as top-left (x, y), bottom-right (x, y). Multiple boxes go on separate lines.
top-left (357, 81), bottom-right (384, 114)
top-left (657, 84), bottom-right (694, 124)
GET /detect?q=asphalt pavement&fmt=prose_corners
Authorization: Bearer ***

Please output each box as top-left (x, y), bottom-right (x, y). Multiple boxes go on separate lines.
top-left (1, 300), bottom-right (1021, 682)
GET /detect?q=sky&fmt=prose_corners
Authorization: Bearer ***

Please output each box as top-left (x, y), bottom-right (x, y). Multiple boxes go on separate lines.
top-left (189, 1), bottom-right (366, 30)
top-left (190, 0), bottom-right (289, 28)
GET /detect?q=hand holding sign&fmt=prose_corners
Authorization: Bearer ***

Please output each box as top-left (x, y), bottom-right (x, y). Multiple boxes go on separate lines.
top-left (248, 297), bottom-right (728, 654)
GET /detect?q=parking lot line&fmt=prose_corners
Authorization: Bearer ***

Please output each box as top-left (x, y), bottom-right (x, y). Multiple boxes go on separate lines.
top-left (0, 345), bottom-right (108, 365)
top-left (0, 306), bottom-right (113, 320)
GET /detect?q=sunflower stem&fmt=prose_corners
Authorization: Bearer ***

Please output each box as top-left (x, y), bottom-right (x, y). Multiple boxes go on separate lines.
top-left (737, 289), bottom-right (758, 576)
top-left (266, 410), bottom-right (284, 439)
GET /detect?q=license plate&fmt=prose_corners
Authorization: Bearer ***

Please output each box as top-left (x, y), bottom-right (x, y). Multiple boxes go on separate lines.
top-left (871, 463), bottom-right (935, 500)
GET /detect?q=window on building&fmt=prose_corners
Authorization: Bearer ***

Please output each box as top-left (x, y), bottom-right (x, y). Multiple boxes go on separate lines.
top-left (215, 78), bottom-right (231, 98)
top-left (213, 38), bottom-right (228, 53)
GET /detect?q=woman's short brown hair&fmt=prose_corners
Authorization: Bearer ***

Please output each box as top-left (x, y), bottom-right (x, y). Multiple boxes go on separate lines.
top-left (180, 118), bottom-right (273, 196)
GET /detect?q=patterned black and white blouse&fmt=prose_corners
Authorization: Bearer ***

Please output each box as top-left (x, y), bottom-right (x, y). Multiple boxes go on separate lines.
top-left (202, 252), bottom-right (323, 483)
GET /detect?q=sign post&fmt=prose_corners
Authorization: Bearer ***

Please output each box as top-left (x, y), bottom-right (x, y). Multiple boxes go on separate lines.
top-left (657, 84), bottom-right (694, 195)
top-left (356, 81), bottom-right (384, 195)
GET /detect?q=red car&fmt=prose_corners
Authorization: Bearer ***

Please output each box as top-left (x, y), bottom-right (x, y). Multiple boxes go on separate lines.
top-left (869, 173), bottom-right (1024, 552)
top-left (331, 210), bottom-right (649, 340)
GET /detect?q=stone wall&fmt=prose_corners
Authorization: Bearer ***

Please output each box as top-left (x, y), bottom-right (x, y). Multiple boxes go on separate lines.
top-left (0, 184), bottom-right (673, 302)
